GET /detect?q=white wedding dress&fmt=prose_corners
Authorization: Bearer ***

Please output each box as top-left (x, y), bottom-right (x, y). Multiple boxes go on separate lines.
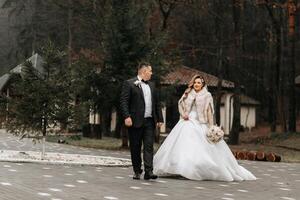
top-left (153, 103), bottom-right (256, 181)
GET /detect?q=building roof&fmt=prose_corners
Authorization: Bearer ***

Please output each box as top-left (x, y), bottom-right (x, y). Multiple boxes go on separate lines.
top-left (221, 94), bottom-right (260, 106)
top-left (0, 73), bottom-right (10, 91)
top-left (0, 53), bottom-right (44, 92)
top-left (10, 53), bottom-right (44, 74)
top-left (240, 94), bottom-right (260, 105)
top-left (161, 66), bottom-right (235, 89)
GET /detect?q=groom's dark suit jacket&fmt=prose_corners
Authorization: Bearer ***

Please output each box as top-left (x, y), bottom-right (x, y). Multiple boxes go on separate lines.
top-left (120, 77), bottom-right (163, 128)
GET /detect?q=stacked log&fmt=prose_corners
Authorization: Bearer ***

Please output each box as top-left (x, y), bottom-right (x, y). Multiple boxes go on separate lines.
top-left (231, 150), bottom-right (281, 162)
top-left (236, 151), bottom-right (247, 160)
top-left (266, 152), bottom-right (281, 162)
top-left (256, 151), bottom-right (267, 161)
top-left (246, 151), bottom-right (257, 161)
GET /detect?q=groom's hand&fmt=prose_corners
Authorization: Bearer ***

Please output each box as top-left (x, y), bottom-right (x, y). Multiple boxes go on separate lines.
top-left (125, 117), bottom-right (133, 127)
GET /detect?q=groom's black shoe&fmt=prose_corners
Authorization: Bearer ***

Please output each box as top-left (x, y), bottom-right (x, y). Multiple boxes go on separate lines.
top-left (144, 171), bottom-right (158, 180)
top-left (133, 169), bottom-right (143, 180)
top-left (133, 172), bottom-right (141, 180)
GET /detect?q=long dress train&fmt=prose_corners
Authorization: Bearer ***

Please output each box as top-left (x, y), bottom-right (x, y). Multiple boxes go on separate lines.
top-left (153, 104), bottom-right (256, 181)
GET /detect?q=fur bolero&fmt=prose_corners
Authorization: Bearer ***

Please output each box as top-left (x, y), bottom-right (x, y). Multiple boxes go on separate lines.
top-left (178, 87), bottom-right (214, 124)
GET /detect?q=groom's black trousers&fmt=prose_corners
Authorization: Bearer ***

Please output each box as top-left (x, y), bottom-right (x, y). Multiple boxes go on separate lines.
top-left (128, 117), bottom-right (155, 174)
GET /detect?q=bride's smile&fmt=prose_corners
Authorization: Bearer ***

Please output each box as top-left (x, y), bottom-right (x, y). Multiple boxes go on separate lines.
top-left (193, 78), bottom-right (204, 92)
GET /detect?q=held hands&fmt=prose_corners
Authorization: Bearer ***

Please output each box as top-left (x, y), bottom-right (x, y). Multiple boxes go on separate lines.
top-left (124, 117), bottom-right (133, 127)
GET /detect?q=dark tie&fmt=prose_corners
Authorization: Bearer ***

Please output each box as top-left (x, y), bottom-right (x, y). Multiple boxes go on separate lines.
top-left (141, 79), bottom-right (148, 84)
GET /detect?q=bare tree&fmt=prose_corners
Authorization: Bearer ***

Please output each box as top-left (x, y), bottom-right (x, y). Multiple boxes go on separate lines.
top-left (229, 0), bottom-right (242, 145)
top-left (263, 1), bottom-right (286, 132)
top-left (156, 0), bottom-right (193, 30)
top-left (287, 0), bottom-right (297, 132)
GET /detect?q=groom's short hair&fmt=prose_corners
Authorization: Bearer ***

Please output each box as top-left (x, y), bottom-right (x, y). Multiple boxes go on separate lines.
top-left (138, 62), bottom-right (151, 71)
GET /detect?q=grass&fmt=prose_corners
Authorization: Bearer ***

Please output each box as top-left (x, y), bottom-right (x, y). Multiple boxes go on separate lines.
top-left (68, 137), bottom-right (123, 150)
top-left (46, 135), bottom-right (161, 151)
top-left (46, 135), bottom-right (123, 150)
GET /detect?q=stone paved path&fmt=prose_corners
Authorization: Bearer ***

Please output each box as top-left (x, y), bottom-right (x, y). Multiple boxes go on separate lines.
top-left (0, 130), bottom-right (300, 200)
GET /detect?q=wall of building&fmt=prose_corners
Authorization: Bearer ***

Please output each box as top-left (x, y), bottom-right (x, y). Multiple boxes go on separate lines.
top-left (220, 94), bottom-right (257, 135)
top-left (240, 106), bottom-right (256, 131)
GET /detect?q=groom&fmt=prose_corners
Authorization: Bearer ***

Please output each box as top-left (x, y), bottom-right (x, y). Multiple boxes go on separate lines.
top-left (120, 62), bottom-right (163, 180)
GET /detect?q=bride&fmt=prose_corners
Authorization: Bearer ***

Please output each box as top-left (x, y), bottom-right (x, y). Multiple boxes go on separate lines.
top-left (153, 75), bottom-right (256, 181)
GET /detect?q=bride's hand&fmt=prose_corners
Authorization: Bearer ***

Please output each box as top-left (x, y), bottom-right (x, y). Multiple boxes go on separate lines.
top-left (183, 114), bottom-right (189, 120)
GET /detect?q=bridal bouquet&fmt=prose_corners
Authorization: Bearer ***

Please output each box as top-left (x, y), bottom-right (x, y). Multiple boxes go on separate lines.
top-left (206, 125), bottom-right (224, 144)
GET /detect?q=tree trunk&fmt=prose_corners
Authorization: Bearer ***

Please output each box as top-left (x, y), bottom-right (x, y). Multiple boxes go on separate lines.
top-left (41, 115), bottom-right (47, 159)
top-left (265, 4), bottom-right (284, 132)
top-left (68, 0), bottom-right (73, 68)
top-left (268, 28), bottom-right (277, 132)
top-left (214, 2), bottom-right (224, 125)
top-left (115, 107), bottom-right (128, 147)
top-left (278, 15), bottom-right (287, 132)
top-left (229, 89), bottom-right (242, 144)
top-left (90, 106), bottom-right (97, 138)
top-left (229, 0), bottom-right (242, 145)
top-left (270, 85), bottom-right (277, 132)
top-left (31, 0), bottom-right (39, 55)
top-left (157, 0), bottom-right (175, 31)
top-left (215, 54), bottom-right (223, 125)
top-left (41, 136), bottom-right (46, 160)
top-left (287, 0), bottom-right (297, 132)
top-left (100, 109), bottom-right (112, 137)
top-left (97, 112), bottom-right (102, 139)
top-left (115, 111), bottom-right (122, 138)
top-left (278, 95), bottom-right (287, 132)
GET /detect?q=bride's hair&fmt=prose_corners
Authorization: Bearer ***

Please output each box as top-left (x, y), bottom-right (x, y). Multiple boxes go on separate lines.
top-left (182, 74), bottom-right (206, 99)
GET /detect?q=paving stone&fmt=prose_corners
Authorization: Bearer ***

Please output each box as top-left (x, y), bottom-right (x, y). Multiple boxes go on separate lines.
top-left (0, 130), bottom-right (299, 200)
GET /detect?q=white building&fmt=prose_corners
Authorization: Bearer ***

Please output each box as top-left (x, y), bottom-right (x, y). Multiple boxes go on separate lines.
top-left (220, 94), bottom-right (260, 135)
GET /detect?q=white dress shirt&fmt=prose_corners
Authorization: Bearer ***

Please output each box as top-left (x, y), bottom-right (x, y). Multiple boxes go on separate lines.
top-left (137, 76), bottom-right (152, 118)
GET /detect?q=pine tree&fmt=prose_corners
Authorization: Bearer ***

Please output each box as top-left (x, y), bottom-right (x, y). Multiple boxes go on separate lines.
top-left (102, 0), bottom-right (167, 138)
top-left (6, 41), bottom-right (71, 158)
top-left (71, 0), bottom-right (168, 140)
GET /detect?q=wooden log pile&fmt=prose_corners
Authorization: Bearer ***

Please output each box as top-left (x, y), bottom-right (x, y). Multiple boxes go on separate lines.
top-left (231, 150), bottom-right (281, 162)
